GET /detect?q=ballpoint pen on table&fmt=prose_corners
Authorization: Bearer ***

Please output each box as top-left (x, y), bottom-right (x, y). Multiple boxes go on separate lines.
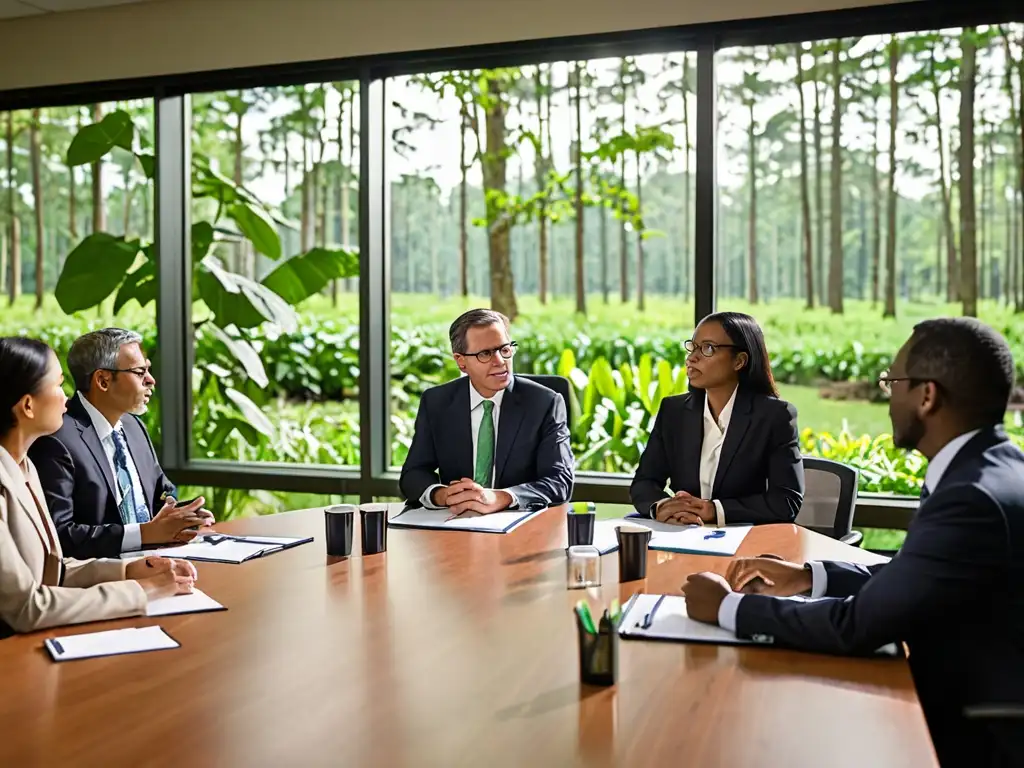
top-left (704, 529), bottom-right (726, 540)
top-left (638, 594), bottom-right (666, 629)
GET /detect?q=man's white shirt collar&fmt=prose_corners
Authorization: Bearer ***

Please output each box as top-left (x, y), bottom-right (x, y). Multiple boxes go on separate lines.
top-left (77, 392), bottom-right (121, 442)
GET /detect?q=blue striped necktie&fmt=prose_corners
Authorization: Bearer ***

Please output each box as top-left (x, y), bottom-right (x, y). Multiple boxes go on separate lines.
top-left (110, 429), bottom-right (151, 524)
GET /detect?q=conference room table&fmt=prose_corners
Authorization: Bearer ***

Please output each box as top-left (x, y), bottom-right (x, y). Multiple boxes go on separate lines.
top-left (0, 504), bottom-right (938, 767)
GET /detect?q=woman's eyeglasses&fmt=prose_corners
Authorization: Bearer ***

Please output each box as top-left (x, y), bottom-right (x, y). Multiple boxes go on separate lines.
top-left (460, 342), bottom-right (518, 363)
top-left (684, 340), bottom-right (739, 358)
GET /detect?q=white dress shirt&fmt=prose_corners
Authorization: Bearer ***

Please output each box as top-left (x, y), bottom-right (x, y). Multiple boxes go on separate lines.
top-left (717, 428), bottom-right (983, 632)
top-left (420, 385), bottom-right (519, 509)
top-left (656, 387), bottom-right (735, 527)
top-left (77, 393), bottom-right (148, 552)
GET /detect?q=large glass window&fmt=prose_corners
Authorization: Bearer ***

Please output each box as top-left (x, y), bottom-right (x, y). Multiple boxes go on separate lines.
top-left (0, 99), bottom-right (158, 429)
top-left (187, 82), bottom-right (361, 482)
top-left (386, 53), bottom-right (698, 475)
top-left (715, 28), bottom-right (1024, 500)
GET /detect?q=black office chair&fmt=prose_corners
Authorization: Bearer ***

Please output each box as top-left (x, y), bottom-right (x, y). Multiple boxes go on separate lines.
top-left (516, 374), bottom-right (573, 432)
top-left (962, 706), bottom-right (1024, 767)
top-left (797, 456), bottom-right (862, 546)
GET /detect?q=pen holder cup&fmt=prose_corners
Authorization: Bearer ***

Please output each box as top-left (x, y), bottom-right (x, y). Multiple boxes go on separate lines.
top-left (566, 511), bottom-right (596, 547)
top-left (615, 526), bottom-right (652, 582)
top-left (325, 505), bottom-right (356, 557)
top-left (360, 505), bottom-right (388, 555)
top-left (578, 623), bottom-right (618, 687)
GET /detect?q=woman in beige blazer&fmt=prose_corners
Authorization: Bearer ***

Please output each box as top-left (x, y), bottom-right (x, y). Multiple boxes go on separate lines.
top-left (0, 336), bottom-right (197, 637)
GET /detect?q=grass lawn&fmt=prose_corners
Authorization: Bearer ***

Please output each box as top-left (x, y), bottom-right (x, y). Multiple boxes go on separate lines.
top-left (778, 384), bottom-right (891, 438)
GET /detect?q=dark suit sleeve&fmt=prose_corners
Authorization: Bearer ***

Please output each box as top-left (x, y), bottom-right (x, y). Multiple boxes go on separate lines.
top-left (398, 392), bottom-right (440, 506)
top-left (504, 393), bottom-right (574, 509)
top-left (30, 435), bottom-right (126, 559)
top-left (719, 401), bottom-right (804, 525)
top-left (735, 484), bottom-right (1007, 655)
top-left (820, 561), bottom-right (888, 598)
top-left (629, 404), bottom-right (672, 517)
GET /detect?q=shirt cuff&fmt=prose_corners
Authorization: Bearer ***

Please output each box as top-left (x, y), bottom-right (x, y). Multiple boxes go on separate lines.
top-left (501, 490), bottom-right (519, 510)
top-left (420, 485), bottom-right (445, 510)
top-left (712, 500), bottom-right (726, 527)
top-left (121, 523), bottom-right (142, 553)
top-left (718, 591), bottom-right (744, 633)
top-left (807, 561), bottom-right (828, 598)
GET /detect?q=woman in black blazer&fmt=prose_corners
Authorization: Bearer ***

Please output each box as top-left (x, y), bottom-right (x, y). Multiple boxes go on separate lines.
top-left (630, 312), bottom-right (804, 525)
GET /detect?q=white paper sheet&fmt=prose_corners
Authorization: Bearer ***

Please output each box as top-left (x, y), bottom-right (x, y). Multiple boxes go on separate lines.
top-left (619, 593), bottom-right (765, 645)
top-left (122, 534), bottom-right (309, 564)
top-left (145, 588), bottom-right (225, 617)
top-left (590, 518), bottom-right (752, 556)
top-left (45, 626), bottom-right (179, 661)
top-left (388, 507), bottom-right (543, 534)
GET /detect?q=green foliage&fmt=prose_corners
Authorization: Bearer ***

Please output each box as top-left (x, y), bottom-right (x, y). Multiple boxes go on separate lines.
top-left (54, 234), bottom-right (141, 313)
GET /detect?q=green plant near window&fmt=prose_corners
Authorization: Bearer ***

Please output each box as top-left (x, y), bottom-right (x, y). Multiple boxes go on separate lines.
top-left (55, 109), bottom-right (359, 453)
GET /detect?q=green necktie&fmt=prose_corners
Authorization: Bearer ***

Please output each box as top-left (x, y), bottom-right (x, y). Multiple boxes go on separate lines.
top-left (474, 400), bottom-right (495, 487)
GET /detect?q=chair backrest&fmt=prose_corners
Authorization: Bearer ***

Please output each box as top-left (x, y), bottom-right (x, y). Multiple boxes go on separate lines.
top-left (515, 374), bottom-right (573, 432)
top-left (796, 456), bottom-right (859, 539)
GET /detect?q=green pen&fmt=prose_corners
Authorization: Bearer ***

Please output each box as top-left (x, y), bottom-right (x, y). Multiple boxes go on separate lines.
top-left (609, 598), bottom-right (621, 626)
top-left (576, 599), bottom-right (597, 634)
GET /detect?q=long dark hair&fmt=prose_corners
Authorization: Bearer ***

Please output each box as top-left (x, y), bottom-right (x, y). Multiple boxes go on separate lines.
top-left (700, 312), bottom-right (778, 397)
top-left (0, 337), bottom-right (54, 436)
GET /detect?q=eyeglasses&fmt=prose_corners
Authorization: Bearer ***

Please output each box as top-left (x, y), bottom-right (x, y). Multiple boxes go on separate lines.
top-left (99, 366), bottom-right (151, 380)
top-left (684, 340), bottom-right (740, 358)
top-left (460, 342), bottom-right (517, 363)
top-left (878, 369), bottom-right (935, 397)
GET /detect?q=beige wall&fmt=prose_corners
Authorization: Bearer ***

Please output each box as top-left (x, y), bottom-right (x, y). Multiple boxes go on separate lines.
top-left (0, 0), bottom-right (908, 91)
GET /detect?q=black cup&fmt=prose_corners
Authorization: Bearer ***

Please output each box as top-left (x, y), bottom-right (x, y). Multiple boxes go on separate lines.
top-left (615, 526), bottom-right (652, 581)
top-left (360, 505), bottom-right (388, 555)
top-left (567, 511), bottom-right (596, 547)
top-left (578, 623), bottom-right (618, 686)
top-left (325, 505), bottom-right (356, 557)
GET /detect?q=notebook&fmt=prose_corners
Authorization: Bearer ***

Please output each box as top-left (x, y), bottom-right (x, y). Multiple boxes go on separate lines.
top-left (145, 588), bottom-right (225, 617)
top-left (388, 506), bottom-right (544, 534)
top-left (45, 626), bottom-right (179, 662)
top-left (619, 593), bottom-right (900, 656)
top-left (123, 534), bottom-right (312, 564)
top-left (590, 518), bottom-right (752, 556)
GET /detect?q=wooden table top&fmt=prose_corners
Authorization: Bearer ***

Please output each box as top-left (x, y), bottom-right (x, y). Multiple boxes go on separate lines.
top-left (0, 506), bottom-right (937, 768)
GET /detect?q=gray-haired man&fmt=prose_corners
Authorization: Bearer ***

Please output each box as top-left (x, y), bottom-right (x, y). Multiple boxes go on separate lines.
top-left (29, 328), bottom-right (212, 559)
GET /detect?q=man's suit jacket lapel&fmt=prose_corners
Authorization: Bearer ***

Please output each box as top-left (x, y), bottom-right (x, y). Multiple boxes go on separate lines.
top-left (446, 377), bottom-right (474, 478)
top-left (681, 392), bottom-right (704, 493)
top-left (122, 418), bottom-right (157, 508)
top-left (712, 388), bottom-right (752, 496)
top-left (69, 396), bottom-right (117, 503)
top-left (494, 377), bottom-right (524, 485)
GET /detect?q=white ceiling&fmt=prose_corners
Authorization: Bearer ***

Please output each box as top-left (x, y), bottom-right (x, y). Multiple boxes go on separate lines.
top-left (0, 0), bottom-right (162, 20)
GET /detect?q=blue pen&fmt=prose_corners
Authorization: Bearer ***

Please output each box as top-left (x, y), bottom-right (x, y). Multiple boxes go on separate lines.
top-left (638, 594), bottom-right (666, 629)
top-left (704, 529), bottom-right (726, 540)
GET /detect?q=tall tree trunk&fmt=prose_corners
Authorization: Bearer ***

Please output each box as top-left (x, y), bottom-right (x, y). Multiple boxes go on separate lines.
top-left (681, 54), bottom-right (691, 297)
top-left (5, 110), bottom-right (19, 305)
top-left (1015, 32), bottom-right (1024, 313)
top-left (635, 154), bottom-right (645, 312)
top-left (871, 95), bottom-right (882, 306)
top-left (0, 229), bottom-right (5, 297)
top-left (828, 39), bottom-right (844, 314)
top-left (300, 113), bottom-right (310, 253)
top-left (573, 61), bottom-right (586, 316)
top-left (883, 36), bottom-right (899, 319)
top-left (459, 99), bottom-right (470, 298)
top-left (813, 50), bottom-right (825, 306)
top-left (333, 92), bottom-right (346, 306)
top-left (68, 114), bottom-right (78, 244)
top-left (481, 77), bottom-right (518, 320)
top-left (746, 100), bottom-right (759, 304)
top-left (619, 61), bottom-right (629, 304)
top-left (91, 104), bottom-right (105, 236)
top-left (347, 90), bottom-right (357, 293)
top-left (121, 161), bottom-right (133, 238)
top-left (30, 109), bottom-right (43, 311)
top-left (930, 66), bottom-right (958, 303)
top-left (535, 66), bottom-right (549, 306)
top-left (958, 29), bottom-right (978, 318)
top-left (795, 44), bottom-right (815, 309)
top-left (600, 202), bottom-right (609, 304)
top-left (234, 106), bottom-right (247, 275)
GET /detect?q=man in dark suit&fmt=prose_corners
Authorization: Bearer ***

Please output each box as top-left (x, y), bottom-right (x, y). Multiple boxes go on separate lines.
top-left (682, 317), bottom-right (1024, 767)
top-left (29, 329), bottom-right (211, 558)
top-left (399, 309), bottom-right (574, 515)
